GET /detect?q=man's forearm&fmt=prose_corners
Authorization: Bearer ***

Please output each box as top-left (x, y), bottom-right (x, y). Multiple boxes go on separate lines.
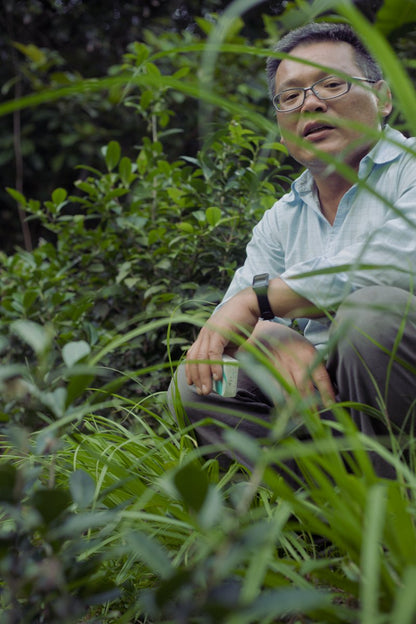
top-left (186, 277), bottom-right (328, 395)
top-left (263, 277), bottom-right (324, 319)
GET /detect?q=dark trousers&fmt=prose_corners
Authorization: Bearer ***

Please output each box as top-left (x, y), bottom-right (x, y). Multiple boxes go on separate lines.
top-left (168, 286), bottom-right (416, 479)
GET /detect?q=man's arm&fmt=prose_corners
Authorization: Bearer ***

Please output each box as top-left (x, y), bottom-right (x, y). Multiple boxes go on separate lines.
top-left (282, 160), bottom-right (416, 308)
top-left (185, 277), bottom-right (329, 397)
top-left (281, 212), bottom-right (416, 308)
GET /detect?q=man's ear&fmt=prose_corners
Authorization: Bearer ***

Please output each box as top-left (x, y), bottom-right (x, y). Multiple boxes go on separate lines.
top-left (375, 80), bottom-right (393, 118)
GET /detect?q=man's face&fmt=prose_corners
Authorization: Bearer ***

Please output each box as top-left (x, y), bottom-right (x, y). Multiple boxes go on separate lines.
top-left (274, 41), bottom-right (392, 173)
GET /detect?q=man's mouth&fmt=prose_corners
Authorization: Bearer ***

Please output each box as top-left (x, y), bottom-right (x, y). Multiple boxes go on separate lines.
top-left (303, 123), bottom-right (334, 138)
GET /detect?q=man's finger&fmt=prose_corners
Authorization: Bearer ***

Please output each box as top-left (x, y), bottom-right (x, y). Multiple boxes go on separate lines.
top-left (311, 365), bottom-right (336, 405)
top-left (185, 333), bottom-right (226, 394)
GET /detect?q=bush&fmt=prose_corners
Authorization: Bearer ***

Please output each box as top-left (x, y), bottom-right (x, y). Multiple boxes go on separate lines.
top-left (1, 1), bottom-right (416, 623)
top-left (1, 107), bottom-right (292, 396)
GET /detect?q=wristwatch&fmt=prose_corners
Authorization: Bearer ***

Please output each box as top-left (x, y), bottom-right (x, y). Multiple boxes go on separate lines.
top-left (252, 273), bottom-right (275, 320)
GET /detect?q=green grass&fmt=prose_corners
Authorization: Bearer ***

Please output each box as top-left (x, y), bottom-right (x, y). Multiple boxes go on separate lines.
top-left (1, 1), bottom-right (416, 621)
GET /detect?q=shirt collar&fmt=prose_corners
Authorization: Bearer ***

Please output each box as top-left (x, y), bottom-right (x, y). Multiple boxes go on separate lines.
top-left (291, 124), bottom-right (407, 200)
top-left (290, 169), bottom-right (315, 203)
top-left (362, 124), bottom-right (407, 165)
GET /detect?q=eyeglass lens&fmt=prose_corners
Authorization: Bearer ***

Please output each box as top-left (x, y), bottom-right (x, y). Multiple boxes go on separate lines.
top-left (275, 77), bottom-right (350, 111)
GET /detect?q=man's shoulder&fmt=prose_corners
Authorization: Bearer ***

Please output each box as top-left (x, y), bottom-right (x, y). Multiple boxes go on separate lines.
top-left (266, 170), bottom-right (314, 218)
top-left (371, 125), bottom-right (416, 165)
top-left (261, 170), bottom-right (318, 232)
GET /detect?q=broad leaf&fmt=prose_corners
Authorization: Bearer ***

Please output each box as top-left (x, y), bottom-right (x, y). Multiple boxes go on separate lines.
top-left (62, 340), bottom-right (91, 368)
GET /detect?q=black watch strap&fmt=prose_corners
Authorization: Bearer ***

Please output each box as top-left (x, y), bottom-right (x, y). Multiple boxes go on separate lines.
top-left (252, 273), bottom-right (275, 320)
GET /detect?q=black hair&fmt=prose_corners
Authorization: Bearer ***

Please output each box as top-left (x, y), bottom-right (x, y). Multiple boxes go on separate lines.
top-left (266, 22), bottom-right (383, 99)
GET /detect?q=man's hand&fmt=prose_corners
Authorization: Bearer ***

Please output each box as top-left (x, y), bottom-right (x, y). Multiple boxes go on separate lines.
top-left (185, 277), bottom-right (331, 400)
top-left (249, 321), bottom-right (335, 407)
top-left (185, 288), bottom-right (259, 395)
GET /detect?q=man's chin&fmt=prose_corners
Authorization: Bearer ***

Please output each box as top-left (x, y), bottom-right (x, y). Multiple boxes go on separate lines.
top-left (295, 139), bottom-right (374, 175)
top-left (293, 149), bottom-right (332, 171)
top-left (286, 137), bottom-right (337, 166)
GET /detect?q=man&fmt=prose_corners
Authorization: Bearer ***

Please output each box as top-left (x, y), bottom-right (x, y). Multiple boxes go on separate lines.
top-left (168, 22), bottom-right (416, 478)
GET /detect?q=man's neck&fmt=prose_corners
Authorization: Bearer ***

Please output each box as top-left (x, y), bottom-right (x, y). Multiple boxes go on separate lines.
top-left (314, 172), bottom-right (354, 225)
top-left (307, 139), bottom-right (376, 224)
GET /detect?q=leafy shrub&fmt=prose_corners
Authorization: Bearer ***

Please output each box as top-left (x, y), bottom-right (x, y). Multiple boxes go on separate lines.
top-left (2, 115), bottom-right (291, 396)
top-left (1, 1), bottom-right (416, 623)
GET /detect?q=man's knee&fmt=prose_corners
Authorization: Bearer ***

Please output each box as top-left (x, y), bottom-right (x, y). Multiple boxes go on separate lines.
top-left (331, 285), bottom-right (416, 354)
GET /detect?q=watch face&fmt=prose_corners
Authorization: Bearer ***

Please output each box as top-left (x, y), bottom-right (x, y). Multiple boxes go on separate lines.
top-left (252, 273), bottom-right (274, 320)
top-left (253, 273), bottom-right (269, 288)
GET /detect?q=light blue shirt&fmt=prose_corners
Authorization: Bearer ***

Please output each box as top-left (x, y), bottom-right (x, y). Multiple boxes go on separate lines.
top-left (220, 126), bottom-right (416, 350)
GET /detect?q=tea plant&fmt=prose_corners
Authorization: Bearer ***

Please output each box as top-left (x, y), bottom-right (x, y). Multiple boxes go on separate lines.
top-left (1, 113), bottom-right (290, 397)
top-left (1, 1), bottom-right (416, 623)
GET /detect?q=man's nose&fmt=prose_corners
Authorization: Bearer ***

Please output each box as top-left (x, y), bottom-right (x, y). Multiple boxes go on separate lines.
top-left (301, 88), bottom-right (327, 111)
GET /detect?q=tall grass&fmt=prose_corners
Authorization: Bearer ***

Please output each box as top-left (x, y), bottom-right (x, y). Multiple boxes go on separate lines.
top-left (1, 0), bottom-right (416, 622)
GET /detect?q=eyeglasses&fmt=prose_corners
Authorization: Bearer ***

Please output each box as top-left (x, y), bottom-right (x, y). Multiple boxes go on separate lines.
top-left (272, 75), bottom-right (377, 112)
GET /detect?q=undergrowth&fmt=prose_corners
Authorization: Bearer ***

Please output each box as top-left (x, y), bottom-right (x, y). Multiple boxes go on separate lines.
top-left (1, 0), bottom-right (416, 622)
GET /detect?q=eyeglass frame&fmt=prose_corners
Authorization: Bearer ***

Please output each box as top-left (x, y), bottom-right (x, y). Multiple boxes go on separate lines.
top-left (272, 75), bottom-right (378, 112)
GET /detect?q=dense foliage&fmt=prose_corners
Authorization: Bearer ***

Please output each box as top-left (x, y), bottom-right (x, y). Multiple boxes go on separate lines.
top-left (0, 0), bottom-right (402, 252)
top-left (1, 0), bottom-right (416, 622)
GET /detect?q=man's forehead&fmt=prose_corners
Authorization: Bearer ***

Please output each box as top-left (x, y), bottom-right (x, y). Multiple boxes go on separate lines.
top-left (275, 40), bottom-right (357, 85)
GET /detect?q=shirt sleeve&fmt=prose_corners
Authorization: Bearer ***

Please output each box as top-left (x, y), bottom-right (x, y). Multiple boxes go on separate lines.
top-left (219, 134), bottom-right (416, 314)
top-left (218, 205), bottom-right (286, 306)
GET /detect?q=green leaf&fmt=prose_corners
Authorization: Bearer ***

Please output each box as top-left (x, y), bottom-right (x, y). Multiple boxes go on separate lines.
top-left (0, 364), bottom-right (27, 382)
top-left (69, 470), bottom-right (96, 508)
top-left (360, 484), bottom-right (387, 622)
top-left (390, 566), bottom-right (416, 624)
top-left (136, 149), bottom-right (148, 174)
top-left (40, 387), bottom-right (67, 418)
top-left (119, 156), bottom-right (133, 186)
top-left (130, 42), bottom-right (150, 65)
top-left (192, 209), bottom-right (206, 223)
top-left (262, 141), bottom-right (289, 153)
top-left (223, 16), bottom-right (244, 42)
top-left (62, 340), bottom-right (91, 367)
top-left (13, 42), bottom-right (47, 65)
top-left (11, 320), bottom-right (52, 355)
top-left (375, 0), bottom-right (416, 36)
top-left (6, 187), bottom-right (26, 206)
top-left (117, 215), bottom-right (147, 232)
top-left (177, 222), bottom-right (195, 234)
top-left (172, 66), bottom-right (190, 80)
top-left (50, 511), bottom-right (116, 539)
top-left (128, 531), bottom-right (173, 579)
top-left (116, 261), bottom-right (132, 284)
top-left (66, 372), bottom-right (95, 406)
top-left (386, 481), bottom-right (416, 564)
top-left (197, 485), bottom-right (223, 529)
top-left (51, 187), bottom-right (68, 204)
top-left (75, 181), bottom-right (97, 196)
top-left (206, 206), bottom-right (222, 227)
top-left (144, 62), bottom-right (161, 77)
top-left (140, 89), bottom-right (154, 110)
top-left (104, 140), bottom-right (121, 171)
top-left (22, 289), bottom-right (38, 313)
top-left (195, 17), bottom-right (214, 35)
top-left (174, 462), bottom-right (209, 512)
top-left (124, 277), bottom-right (139, 290)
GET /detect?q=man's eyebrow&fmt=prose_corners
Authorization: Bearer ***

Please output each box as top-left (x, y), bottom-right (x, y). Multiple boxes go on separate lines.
top-left (276, 71), bottom-right (331, 91)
